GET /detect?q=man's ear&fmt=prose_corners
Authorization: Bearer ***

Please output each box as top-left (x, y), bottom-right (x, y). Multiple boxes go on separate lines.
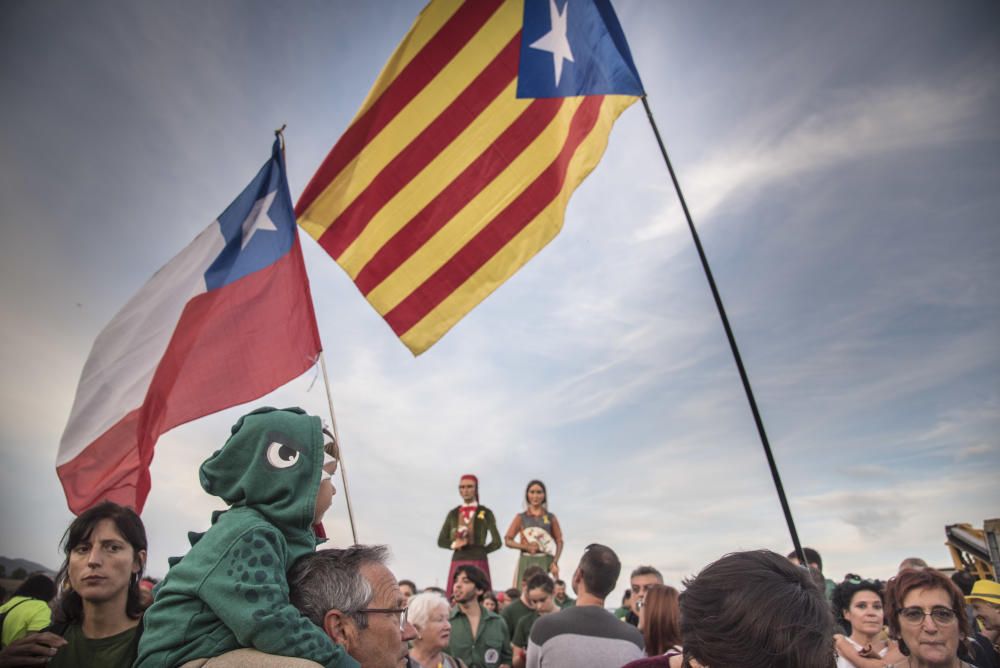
top-left (323, 609), bottom-right (354, 646)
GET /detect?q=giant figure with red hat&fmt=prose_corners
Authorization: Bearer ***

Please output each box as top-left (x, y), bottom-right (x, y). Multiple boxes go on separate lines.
top-left (437, 474), bottom-right (501, 597)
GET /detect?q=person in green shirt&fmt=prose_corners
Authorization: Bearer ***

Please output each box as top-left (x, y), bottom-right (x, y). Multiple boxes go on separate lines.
top-left (0, 502), bottom-right (148, 668)
top-left (500, 565), bottom-right (546, 644)
top-left (511, 573), bottom-right (558, 668)
top-left (438, 475), bottom-right (502, 599)
top-left (447, 565), bottom-right (512, 668)
top-left (135, 407), bottom-right (355, 668)
top-left (553, 579), bottom-right (575, 609)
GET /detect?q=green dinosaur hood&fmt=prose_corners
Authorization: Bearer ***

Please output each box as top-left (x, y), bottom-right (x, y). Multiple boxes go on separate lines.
top-left (199, 407), bottom-right (324, 533)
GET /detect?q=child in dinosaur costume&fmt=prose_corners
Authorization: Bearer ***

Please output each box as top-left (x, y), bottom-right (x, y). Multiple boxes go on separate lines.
top-left (135, 407), bottom-right (357, 668)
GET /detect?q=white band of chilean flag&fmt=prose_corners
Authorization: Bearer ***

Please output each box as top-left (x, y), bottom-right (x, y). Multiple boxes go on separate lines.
top-left (57, 140), bottom-right (321, 514)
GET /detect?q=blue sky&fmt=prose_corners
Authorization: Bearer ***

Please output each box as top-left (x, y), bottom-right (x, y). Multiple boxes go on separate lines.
top-left (1, 1), bottom-right (998, 593)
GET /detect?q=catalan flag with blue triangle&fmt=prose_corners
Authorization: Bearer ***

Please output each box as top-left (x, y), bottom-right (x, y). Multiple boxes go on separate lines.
top-left (296, 0), bottom-right (644, 355)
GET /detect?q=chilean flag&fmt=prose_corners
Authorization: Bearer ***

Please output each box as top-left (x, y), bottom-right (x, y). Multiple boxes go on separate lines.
top-left (58, 139), bottom-right (322, 514)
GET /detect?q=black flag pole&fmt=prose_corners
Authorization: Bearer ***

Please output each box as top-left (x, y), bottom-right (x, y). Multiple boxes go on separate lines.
top-left (640, 96), bottom-right (808, 567)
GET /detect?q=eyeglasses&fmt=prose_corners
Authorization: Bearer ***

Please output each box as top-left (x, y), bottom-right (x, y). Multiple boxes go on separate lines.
top-left (357, 606), bottom-right (409, 631)
top-left (898, 606), bottom-right (958, 625)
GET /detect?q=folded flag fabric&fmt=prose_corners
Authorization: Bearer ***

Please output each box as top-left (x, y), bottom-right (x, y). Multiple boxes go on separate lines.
top-left (58, 139), bottom-right (322, 514)
top-left (296, 0), bottom-right (643, 355)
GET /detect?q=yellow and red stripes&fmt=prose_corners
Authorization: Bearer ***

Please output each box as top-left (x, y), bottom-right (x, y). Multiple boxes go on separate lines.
top-left (296, 0), bottom-right (637, 354)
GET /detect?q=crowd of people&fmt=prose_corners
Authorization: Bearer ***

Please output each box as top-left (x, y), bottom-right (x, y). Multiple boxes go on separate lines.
top-left (0, 407), bottom-right (997, 668)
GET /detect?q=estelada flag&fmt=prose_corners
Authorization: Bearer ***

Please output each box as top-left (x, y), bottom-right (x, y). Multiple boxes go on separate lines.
top-left (58, 139), bottom-right (321, 514)
top-left (296, 0), bottom-right (644, 355)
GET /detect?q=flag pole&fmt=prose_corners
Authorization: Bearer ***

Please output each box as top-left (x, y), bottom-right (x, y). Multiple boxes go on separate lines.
top-left (276, 124), bottom-right (360, 545)
top-left (639, 96), bottom-right (808, 566)
top-left (319, 351), bottom-right (360, 545)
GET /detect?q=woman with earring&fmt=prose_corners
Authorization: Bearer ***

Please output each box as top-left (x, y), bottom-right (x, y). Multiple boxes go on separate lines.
top-left (504, 480), bottom-right (563, 586)
top-left (0, 501), bottom-right (148, 667)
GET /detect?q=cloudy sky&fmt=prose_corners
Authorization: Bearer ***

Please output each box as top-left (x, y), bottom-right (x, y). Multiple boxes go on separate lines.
top-left (1, 0), bottom-right (998, 594)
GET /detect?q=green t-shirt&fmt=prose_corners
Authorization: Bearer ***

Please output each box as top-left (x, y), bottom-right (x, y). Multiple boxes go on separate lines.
top-left (554, 595), bottom-right (575, 609)
top-left (500, 598), bottom-right (532, 642)
top-left (512, 610), bottom-right (539, 649)
top-left (48, 623), bottom-right (141, 668)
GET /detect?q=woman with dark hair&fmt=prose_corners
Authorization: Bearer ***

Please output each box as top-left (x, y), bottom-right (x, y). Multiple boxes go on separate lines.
top-left (511, 572), bottom-right (558, 668)
top-left (504, 480), bottom-right (563, 585)
top-left (884, 568), bottom-right (976, 668)
top-left (0, 501), bottom-right (147, 667)
top-left (831, 576), bottom-right (904, 667)
top-left (0, 574), bottom-right (57, 647)
top-left (481, 590), bottom-right (499, 613)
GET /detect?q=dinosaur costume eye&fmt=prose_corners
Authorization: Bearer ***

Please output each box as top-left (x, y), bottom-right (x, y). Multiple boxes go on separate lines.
top-left (266, 441), bottom-right (300, 469)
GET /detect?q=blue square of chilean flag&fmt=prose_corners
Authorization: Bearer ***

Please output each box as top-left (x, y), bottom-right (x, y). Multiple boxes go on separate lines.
top-left (517, 0), bottom-right (645, 99)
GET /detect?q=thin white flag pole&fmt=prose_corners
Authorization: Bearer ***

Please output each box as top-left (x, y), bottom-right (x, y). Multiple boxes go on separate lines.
top-left (279, 125), bottom-right (360, 545)
top-left (319, 351), bottom-right (359, 545)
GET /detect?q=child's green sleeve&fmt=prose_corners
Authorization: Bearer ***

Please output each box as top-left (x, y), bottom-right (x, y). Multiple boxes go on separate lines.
top-left (200, 527), bottom-right (360, 668)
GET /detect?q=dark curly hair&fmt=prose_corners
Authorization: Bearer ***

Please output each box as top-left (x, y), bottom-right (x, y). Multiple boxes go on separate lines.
top-left (830, 575), bottom-right (884, 636)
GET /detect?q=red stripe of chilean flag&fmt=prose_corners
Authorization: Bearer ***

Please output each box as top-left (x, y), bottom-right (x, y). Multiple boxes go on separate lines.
top-left (57, 139), bottom-right (321, 514)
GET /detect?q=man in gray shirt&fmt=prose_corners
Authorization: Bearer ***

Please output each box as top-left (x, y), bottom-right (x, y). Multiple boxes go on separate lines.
top-left (526, 544), bottom-right (643, 668)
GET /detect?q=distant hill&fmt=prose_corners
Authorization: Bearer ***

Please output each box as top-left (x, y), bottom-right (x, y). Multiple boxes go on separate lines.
top-left (0, 555), bottom-right (56, 578)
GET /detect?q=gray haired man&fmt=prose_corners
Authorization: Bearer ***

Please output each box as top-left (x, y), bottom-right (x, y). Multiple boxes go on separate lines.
top-left (289, 546), bottom-right (417, 668)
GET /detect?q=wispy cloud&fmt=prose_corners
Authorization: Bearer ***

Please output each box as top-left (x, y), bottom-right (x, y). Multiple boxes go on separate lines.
top-left (637, 76), bottom-right (996, 242)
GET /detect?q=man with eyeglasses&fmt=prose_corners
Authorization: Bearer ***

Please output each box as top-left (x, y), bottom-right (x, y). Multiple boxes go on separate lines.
top-left (289, 545), bottom-right (418, 668)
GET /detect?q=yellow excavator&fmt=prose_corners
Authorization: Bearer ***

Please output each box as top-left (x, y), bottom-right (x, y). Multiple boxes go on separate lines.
top-left (945, 518), bottom-right (999, 580)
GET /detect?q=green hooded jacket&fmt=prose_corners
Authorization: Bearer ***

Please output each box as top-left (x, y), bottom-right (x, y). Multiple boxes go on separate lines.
top-left (134, 407), bottom-right (358, 668)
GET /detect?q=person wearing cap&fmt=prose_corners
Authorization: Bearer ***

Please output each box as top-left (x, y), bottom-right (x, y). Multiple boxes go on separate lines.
top-left (967, 579), bottom-right (1000, 668)
top-left (438, 474), bottom-right (502, 598)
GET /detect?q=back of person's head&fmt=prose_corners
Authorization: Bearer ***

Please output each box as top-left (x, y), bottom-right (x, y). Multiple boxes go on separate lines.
top-left (288, 545), bottom-right (389, 629)
top-left (521, 564), bottom-right (546, 588)
top-left (526, 572), bottom-right (554, 594)
top-left (785, 547), bottom-right (823, 572)
top-left (898, 557), bottom-right (928, 572)
top-left (631, 565), bottom-right (664, 582)
top-left (577, 543), bottom-right (621, 599)
top-left (55, 500), bottom-right (148, 624)
top-left (641, 584), bottom-right (681, 656)
top-left (454, 564), bottom-right (490, 598)
top-left (680, 550), bottom-right (835, 668)
top-left (885, 567), bottom-right (971, 656)
top-left (505, 587), bottom-right (520, 601)
top-left (950, 570), bottom-right (975, 596)
top-left (13, 574), bottom-right (57, 602)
